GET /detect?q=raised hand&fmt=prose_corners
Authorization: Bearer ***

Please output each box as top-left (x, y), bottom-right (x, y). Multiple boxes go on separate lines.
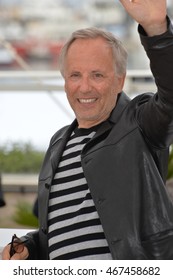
top-left (119, 0), bottom-right (167, 36)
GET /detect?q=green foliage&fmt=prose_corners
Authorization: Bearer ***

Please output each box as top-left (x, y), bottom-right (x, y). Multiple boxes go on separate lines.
top-left (1, 142), bottom-right (173, 180)
top-left (0, 142), bottom-right (44, 173)
top-left (168, 146), bottom-right (173, 180)
top-left (13, 201), bottom-right (38, 227)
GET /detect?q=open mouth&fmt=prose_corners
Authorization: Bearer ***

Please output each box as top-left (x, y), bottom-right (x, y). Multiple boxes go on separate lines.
top-left (78, 98), bottom-right (97, 104)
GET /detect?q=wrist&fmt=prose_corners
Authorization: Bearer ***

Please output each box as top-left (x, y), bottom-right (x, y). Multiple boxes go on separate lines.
top-left (143, 20), bottom-right (167, 37)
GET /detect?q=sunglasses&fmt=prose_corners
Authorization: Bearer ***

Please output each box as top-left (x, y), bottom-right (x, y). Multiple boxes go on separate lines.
top-left (9, 234), bottom-right (27, 257)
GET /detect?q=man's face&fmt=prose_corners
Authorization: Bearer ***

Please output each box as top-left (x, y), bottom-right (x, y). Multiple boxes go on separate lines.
top-left (64, 37), bottom-right (125, 128)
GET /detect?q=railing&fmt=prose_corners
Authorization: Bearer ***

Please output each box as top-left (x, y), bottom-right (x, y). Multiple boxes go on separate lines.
top-left (0, 173), bottom-right (38, 193)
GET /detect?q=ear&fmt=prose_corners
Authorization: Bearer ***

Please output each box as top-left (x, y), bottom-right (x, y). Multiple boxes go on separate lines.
top-left (117, 74), bottom-right (126, 92)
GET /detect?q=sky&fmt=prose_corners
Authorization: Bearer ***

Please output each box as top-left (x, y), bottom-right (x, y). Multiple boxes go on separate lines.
top-left (0, 89), bottom-right (74, 151)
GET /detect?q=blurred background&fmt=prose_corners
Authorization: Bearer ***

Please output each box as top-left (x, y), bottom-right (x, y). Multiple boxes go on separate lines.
top-left (0, 0), bottom-right (173, 229)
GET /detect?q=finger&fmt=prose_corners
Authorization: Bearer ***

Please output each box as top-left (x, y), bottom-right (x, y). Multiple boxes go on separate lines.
top-left (119, 0), bottom-right (133, 6)
top-left (118, 0), bottom-right (138, 12)
top-left (2, 245), bottom-right (11, 260)
top-left (10, 246), bottom-right (29, 260)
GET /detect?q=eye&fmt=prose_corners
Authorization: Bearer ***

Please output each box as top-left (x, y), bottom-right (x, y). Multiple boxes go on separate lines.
top-left (93, 72), bottom-right (104, 80)
top-left (71, 73), bottom-right (79, 77)
top-left (69, 72), bottom-right (81, 80)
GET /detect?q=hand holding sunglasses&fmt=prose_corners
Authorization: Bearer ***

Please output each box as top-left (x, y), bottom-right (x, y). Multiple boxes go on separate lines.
top-left (9, 234), bottom-right (27, 258)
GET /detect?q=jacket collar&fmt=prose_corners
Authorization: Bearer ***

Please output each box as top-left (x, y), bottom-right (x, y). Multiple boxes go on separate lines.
top-left (109, 91), bottom-right (130, 124)
top-left (91, 91), bottom-right (131, 139)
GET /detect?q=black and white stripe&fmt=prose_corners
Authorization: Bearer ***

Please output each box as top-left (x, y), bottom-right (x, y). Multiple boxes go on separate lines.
top-left (48, 127), bottom-right (112, 260)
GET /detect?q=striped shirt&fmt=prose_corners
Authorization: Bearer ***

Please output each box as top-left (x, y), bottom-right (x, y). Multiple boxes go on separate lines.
top-left (48, 126), bottom-right (112, 260)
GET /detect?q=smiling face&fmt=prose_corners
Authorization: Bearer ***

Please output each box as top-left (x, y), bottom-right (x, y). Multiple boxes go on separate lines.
top-left (64, 37), bottom-right (125, 128)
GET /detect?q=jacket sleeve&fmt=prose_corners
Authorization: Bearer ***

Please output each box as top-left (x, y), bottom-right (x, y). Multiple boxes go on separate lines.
top-left (142, 230), bottom-right (173, 259)
top-left (136, 17), bottom-right (173, 148)
top-left (21, 230), bottom-right (39, 259)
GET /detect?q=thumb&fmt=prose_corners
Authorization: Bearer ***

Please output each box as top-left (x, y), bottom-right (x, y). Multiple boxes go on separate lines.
top-left (10, 246), bottom-right (29, 260)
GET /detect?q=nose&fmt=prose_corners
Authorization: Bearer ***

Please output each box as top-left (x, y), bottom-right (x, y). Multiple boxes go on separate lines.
top-left (79, 76), bottom-right (92, 93)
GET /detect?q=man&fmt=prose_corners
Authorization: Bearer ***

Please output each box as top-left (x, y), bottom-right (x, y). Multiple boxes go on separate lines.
top-left (3, 0), bottom-right (173, 259)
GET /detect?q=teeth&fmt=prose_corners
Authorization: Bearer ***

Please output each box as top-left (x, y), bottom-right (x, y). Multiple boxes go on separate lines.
top-left (79, 98), bottom-right (96, 103)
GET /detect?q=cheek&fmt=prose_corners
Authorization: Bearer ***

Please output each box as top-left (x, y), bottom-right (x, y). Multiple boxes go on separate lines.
top-left (105, 86), bottom-right (119, 108)
top-left (65, 83), bottom-right (73, 99)
top-left (64, 81), bottom-right (69, 94)
top-left (65, 85), bottom-right (78, 109)
top-left (65, 81), bottom-right (78, 96)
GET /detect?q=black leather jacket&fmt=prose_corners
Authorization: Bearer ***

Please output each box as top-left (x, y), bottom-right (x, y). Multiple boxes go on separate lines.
top-left (24, 20), bottom-right (173, 259)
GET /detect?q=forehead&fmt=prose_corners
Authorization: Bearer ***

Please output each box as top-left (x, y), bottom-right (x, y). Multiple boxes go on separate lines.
top-left (65, 37), bottom-right (114, 67)
top-left (70, 35), bottom-right (108, 46)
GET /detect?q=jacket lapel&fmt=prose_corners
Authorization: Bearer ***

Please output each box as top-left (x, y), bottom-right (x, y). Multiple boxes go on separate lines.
top-left (109, 92), bottom-right (131, 124)
top-left (49, 120), bottom-right (77, 174)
